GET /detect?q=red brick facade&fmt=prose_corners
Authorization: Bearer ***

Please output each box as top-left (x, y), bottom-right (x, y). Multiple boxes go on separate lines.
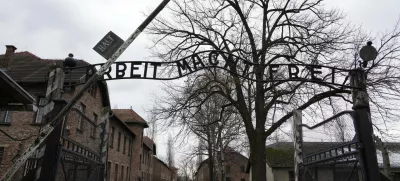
top-left (153, 157), bottom-right (176, 181)
top-left (112, 109), bottom-right (151, 181)
top-left (195, 150), bottom-right (249, 181)
top-left (0, 48), bottom-right (110, 180)
top-left (107, 114), bottom-right (135, 181)
top-left (0, 46), bottom-right (178, 181)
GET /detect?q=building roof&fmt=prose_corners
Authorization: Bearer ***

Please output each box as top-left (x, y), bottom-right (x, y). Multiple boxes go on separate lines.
top-left (264, 142), bottom-right (400, 168)
top-left (111, 113), bottom-right (137, 138)
top-left (1, 51), bottom-right (89, 83)
top-left (155, 156), bottom-right (172, 171)
top-left (0, 50), bottom-right (110, 107)
top-left (112, 109), bottom-right (148, 128)
top-left (143, 136), bottom-right (156, 154)
top-left (195, 147), bottom-right (248, 176)
top-left (0, 69), bottom-right (35, 106)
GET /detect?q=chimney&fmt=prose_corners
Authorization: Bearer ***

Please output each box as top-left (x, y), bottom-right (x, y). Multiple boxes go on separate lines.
top-left (1, 45), bottom-right (17, 69)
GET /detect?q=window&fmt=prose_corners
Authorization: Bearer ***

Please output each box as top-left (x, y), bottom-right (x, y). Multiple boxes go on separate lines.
top-left (289, 171), bottom-right (295, 181)
top-left (0, 147), bottom-right (4, 165)
top-left (107, 161), bottom-right (111, 181)
top-left (90, 113), bottom-right (97, 137)
top-left (148, 154), bottom-right (151, 166)
top-left (77, 103), bottom-right (86, 130)
top-left (121, 165), bottom-right (124, 181)
top-left (226, 165), bottom-right (231, 174)
top-left (123, 136), bottom-right (127, 154)
top-left (35, 97), bottom-right (46, 123)
top-left (241, 165), bottom-right (245, 172)
top-left (117, 132), bottom-right (121, 151)
top-left (0, 111), bottom-right (12, 123)
top-left (140, 154), bottom-right (142, 169)
top-left (88, 84), bottom-right (97, 97)
top-left (115, 163), bottom-right (118, 181)
top-left (126, 167), bottom-right (129, 180)
top-left (128, 139), bottom-right (131, 156)
top-left (110, 127), bottom-right (115, 148)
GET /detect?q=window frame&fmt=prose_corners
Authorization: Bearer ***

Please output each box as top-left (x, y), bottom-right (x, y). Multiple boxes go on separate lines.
top-left (114, 163), bottom-right (118, 181)
top-left (110, 127), bottom-right (115, 148)
top-left (226, 165), bottom-right (231, 174)
top-left (90, 113), bottom-right (98, 138)
top-left (0, 147), bottom-right (4, 165)
top-left (123, 136), bottom-right (127, 154)
top-left (117, 132), bottom-right (121, 151)
top-left (76, 103), bottom-right (86, 131)
top-left (0, 111), bottom-right (12, 124)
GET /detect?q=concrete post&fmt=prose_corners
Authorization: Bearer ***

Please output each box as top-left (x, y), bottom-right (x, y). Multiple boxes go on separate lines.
top-left (375, 135), bottom-right (392, 180)
top-left (350, 69), bottom-right (381, 181)
top-left (293, 110), bottom-right (303, 181)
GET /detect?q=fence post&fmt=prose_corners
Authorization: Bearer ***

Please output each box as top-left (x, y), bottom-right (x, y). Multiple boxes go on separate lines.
top-left (38, 67), bottom-right (66, 181)
top-left (350, 69), bottom-right (381, 181)
top-left (293, 110), bottom-right (303, 181)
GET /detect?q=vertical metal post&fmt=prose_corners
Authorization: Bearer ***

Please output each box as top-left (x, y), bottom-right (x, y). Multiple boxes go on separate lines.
top-left (293, 110), bottom-right (303, 181)
top-left (350, 69), bottom-right (381, 181)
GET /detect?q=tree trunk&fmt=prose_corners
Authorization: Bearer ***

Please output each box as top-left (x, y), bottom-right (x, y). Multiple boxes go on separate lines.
top-left (207, 133), bottom-right (214, 181)
top-left (250, 133), bottom-right (267, 181)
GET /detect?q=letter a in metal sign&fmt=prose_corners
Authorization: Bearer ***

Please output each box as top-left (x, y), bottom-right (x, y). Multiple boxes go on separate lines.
top-left (93, 31), bottom-right (124, 60)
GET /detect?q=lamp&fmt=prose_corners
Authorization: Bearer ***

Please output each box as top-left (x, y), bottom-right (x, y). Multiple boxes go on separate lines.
top-left (359, 41), bottom-right (377, 68)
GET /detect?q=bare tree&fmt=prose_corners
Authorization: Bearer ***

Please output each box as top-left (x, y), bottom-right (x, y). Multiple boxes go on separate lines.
top-left (148, 0), bottom-right (400, 180)
top-left (146, 110), bottom-right (158, 141)
top-left (156, 79), bottom-right (245, 180)
top-left (179, 156), bottom-right (197, 181)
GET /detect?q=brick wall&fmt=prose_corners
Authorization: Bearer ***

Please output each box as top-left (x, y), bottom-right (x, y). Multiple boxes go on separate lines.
top-left (141, 145), bottom-right (153, 181)
top-left (195, 152), bottom-right (249, 181)
top-left (61, 84), bottom-right (105, 153)
top-left (0, 81), bottom-right (108, 179)
top-left (0, 83), bottom-right (46, 178)
top-left (153, 157), bottom-right (173, 181)
top-left (107, 116), bottom-right (135, 181)
top-left (125, 124), bottom-right (145, 181)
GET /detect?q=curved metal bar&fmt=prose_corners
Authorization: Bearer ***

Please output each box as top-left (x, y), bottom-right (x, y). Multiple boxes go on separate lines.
top-left (300, 110), bottom-right (355, 130)
top-left (66, 50), bottom-right (357, 72)
top-left (65, 66), bottom-right (359, 89)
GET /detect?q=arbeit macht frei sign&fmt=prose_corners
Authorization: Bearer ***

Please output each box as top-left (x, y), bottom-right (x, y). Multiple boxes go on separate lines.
top-left (67, 50), bottom-right (354, 89)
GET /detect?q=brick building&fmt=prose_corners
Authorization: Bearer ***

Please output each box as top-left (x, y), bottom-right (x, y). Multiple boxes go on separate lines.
top-left (107, 111), bottom-right (136, 181)
top-left (195, 148), bottom-right (249, 181)
top-left (153, 157), bottom-right (178, 181)
top-left (112, 109), bottom-right (151, 181)
top-left (0, 45), bottom-right (111, 180)
top-left (142, 136), bottom-right (156, 181)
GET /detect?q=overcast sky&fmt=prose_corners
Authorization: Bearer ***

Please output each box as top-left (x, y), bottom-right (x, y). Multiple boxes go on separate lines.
top-left (1, 0), bottom-right (399, 161)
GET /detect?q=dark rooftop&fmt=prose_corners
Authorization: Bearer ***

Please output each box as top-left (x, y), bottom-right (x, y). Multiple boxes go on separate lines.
top-left (1, 51), bottom-right (89, 83)
top-left (112, 109), bottom-right (148, 128)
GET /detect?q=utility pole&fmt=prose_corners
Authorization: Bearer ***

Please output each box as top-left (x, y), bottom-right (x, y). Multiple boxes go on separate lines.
top-left (0, 1), bottom-right (170, 180)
